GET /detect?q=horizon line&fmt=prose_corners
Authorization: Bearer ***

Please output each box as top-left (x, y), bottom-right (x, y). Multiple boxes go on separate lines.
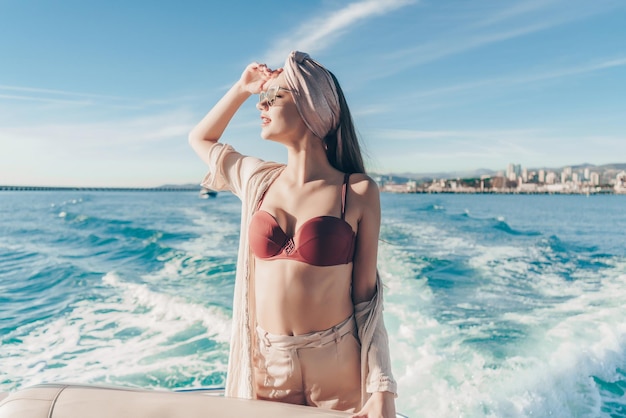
top-left (3, 162), bottom-right (625, 190)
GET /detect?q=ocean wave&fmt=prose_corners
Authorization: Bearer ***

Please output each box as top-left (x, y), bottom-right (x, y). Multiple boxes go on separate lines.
top-left (378, 204), bottom-right (626, 416)
top-left (0, 271), bottom-right (231, 392)
top-left (492, 219), bottom-right (541, 236)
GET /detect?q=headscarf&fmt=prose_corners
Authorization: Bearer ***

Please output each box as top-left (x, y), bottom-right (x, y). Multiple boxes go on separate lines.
top-left (282, 51), bottom-right (340, 139)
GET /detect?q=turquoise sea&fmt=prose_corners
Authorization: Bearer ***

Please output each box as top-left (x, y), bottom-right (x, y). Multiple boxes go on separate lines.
top-left (1, 191), bottom-right (625, 417)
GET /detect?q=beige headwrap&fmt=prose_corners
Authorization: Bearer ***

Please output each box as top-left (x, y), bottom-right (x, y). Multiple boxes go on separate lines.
top-left (282, 51), bottom-right (340, 139)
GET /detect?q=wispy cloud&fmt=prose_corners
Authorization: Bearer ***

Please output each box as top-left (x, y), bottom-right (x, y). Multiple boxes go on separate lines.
top-left (262, 0), bottom-right (416, 66)
top-left (368, 127), bottom-right (626, 172)
top-left (370, 128), bottom-right (544, 170)
top-left (374, 128), bottom-right (544, 143)
top-left (0, 107), bottom-right (206, 186)
top-left (471, 0), bottom-right (561, 28)
top-left (403, 56), bottom-right (626, 101)
top-left (0, 84), bottom-right (201, 109)
top-left (374, 1), bottom-right (623, 79)
top-left (372, 127), bottom-right (626, 159)
top-left (0, 110), bottom-right (195, 153)
top-left (0, 93), bottom-right (92, 105)
top-left (349, 55), bottom-right (626, 117)
top-left (384, 19), bottom-right (564, 74)
top-left (0, 84), bottom-right (129, 100)
top-left (0, 84), bottom-right (133, 107)
top-left (518, 57), bottom-right (626, 82)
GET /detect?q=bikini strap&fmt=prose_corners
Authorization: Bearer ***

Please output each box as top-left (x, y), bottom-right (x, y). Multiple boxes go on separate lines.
top-left (341, 173), bottom-right (350, 220)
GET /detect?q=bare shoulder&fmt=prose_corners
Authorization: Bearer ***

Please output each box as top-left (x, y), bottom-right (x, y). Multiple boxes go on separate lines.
top-left (347, 173), bottom-right (381, 216)
top-left (348, 173), bottom-right (380, 199)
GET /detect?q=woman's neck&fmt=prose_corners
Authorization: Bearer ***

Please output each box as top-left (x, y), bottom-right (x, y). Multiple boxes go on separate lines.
top-left (283, 138), bottom-right (339, 185)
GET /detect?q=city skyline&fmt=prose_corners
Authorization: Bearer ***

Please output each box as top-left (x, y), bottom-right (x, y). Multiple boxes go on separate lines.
top-left (2, 1), bottom-right (626, 187)
top-left (379, 160), bottom-right (626, 194)
top-left (377, 161), bottom-right (626, 181)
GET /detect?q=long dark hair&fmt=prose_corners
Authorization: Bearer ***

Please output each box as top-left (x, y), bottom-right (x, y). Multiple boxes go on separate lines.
top-left (323, 72), bottom-right (366, 174)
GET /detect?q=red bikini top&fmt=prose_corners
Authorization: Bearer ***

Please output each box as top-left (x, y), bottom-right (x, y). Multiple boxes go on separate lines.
top-left (248, 174), bottom-right (356, 266)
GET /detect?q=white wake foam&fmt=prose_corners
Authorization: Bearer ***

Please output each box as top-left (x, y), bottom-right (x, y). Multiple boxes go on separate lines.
top-left (1, 272), bottom-right (231, 391)
top-left (378, 218), bottom-right (626, 417)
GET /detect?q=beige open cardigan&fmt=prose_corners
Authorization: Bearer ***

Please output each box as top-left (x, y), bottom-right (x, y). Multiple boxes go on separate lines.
top-left (200, 143), bottom-right (397, 408)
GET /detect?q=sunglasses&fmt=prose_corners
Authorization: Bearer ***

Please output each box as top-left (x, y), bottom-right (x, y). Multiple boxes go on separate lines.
top-left (259, 85), bottom-right (292, 107)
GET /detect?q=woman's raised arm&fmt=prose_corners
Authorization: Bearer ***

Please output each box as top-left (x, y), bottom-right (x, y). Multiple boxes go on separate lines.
top-left (188, 63), bottom-right (279, 165)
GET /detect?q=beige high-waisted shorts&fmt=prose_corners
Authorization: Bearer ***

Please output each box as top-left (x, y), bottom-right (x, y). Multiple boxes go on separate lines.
top-left (253, 315), bottom-right (361, 412)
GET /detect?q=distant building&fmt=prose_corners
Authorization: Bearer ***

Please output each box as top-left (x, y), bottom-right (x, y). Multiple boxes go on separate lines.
top-left (545, 172), bottom-right (558, 184)
top-left (615, 171), bottom-right (626, 194)
top-left (563, 166), bottom-right (573, 177)
top-left (507, 163), bottom-right (521, 181)
top-left (518, 183), bottom-right (538, 193)
top-left (491, 176), bottom-right (507, 189)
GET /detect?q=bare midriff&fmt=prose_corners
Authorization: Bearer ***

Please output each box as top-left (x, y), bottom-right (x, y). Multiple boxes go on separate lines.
top-left (254, 259), bottom-right (354, 336)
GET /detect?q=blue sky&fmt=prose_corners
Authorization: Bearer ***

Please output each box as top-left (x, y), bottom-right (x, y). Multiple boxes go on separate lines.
top-left (1, 0), bottom-right (625, 187)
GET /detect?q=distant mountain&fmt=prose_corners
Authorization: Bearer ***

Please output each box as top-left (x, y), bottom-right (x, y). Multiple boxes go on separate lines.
top-left (598, 163), bottom-right (626, 170)
top-left (528, 162), bottom-right (626, 171)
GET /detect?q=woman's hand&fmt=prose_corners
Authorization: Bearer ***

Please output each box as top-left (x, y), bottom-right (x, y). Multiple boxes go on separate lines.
top-left (352, 391), bottom-right (396, 418)
top-left (239, 62), bottom-right (282, 94)
top-left (189, 61), bottom-right (281, 160)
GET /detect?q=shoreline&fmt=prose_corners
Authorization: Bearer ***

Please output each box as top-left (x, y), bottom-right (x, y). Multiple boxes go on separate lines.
top-left (381, 189), bottom-right (623, 195)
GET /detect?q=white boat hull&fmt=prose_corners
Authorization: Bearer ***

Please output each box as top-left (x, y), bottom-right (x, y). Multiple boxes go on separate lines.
top-left (0, 383), bottom-right (352, 417)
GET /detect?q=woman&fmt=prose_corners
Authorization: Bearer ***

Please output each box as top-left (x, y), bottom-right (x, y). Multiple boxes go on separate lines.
top-left (189, 51), bottom-right (397, 418)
